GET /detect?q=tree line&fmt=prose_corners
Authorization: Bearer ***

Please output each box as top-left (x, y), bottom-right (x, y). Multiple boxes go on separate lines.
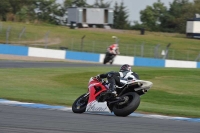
top-left (0, 0), bottom-right (199, 33)
top-left (137, 0), bottom-right (200, 33)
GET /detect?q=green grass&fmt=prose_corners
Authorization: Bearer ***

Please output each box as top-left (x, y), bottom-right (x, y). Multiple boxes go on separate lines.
top-left (0, 66), bottom-right (200, 118)
top-left (1, 21), bottom-right (200, 61)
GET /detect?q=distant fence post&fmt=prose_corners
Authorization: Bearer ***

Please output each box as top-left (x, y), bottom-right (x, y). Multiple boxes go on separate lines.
top-left (112, 36), bottom-right (119, 44)
top-left (154, 44), bottom-right (160, 58)
top-left (195, 53), bottom-right (200, 61)
top-left (141, 43), bottom-right (144, 57)
top-left (0, 22), bottom-right (2, 33)
top-left (44, 31), bottom-right (50, 48)
top-left (6, 26), bottom-right (11, 44)
top-left (163, 43), bottom-right (171, 59)
top-left (18, 27), bottom-right (26, 41)
top-left (81, 35), bottom-right (86, 51)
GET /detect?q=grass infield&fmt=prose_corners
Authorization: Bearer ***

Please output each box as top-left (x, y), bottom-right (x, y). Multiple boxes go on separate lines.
top-left (0, 66), bottom-right (199, 118)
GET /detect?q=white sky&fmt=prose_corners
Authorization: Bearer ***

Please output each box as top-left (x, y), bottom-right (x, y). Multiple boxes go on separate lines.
top-left (57, 0), bottom-right (191, 23)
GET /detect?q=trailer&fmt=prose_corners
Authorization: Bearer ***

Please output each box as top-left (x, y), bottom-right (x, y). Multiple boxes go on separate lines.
top-left (67, 7), bottom-right (113, 28)
top-left (186, 17), bottom-right (200, 38)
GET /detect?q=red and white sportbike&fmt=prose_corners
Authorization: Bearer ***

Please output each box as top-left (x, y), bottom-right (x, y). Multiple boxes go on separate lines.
top-left (72, 77), bottom-right (153, 117)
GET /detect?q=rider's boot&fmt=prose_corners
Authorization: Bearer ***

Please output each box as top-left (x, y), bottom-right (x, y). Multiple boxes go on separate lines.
top-left (107, 83), bottom-right (117, 95)
top-left (107, 72), bottom-right (118, 95)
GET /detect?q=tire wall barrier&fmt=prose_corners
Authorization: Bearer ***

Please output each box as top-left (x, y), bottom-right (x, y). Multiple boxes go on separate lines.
top-left (0, 44), bottom-right (199, 68)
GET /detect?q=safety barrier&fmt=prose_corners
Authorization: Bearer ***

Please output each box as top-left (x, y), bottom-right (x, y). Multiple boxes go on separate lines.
top-left (0, 44), bottom-right (199, 68)
top-left (0, 44), bottom-right (28, 56)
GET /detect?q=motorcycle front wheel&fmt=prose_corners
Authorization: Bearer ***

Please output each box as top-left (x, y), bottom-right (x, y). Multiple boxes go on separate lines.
top-left (72, 93), bottom-right (89, 113)
top-left (113, 92), bottom-right (140, 117)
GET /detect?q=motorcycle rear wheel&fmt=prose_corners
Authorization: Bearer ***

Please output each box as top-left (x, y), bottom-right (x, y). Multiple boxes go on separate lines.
top-left (103, 53), bottom-right (115, 64)
top-left (113, 92), bottom-right (140, 117)
top-left (103, 54), bottom-right (110, 64)
top-left (72, 93), bottom-right (89, 113)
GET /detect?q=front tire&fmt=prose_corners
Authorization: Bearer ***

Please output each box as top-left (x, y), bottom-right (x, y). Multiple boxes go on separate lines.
top-left (113, 92), bottom-right (140, 117)
top-left (72, 93), bottom-right (89, 113)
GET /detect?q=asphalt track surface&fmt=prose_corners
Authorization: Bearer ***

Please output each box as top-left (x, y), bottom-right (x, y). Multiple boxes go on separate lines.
top-left (0, 60), bottom-right (199, 133)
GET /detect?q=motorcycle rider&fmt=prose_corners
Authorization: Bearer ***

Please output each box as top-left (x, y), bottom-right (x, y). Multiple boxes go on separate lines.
top-left (106, 43), bottom-right (120, 64)
top-left (107, 43), bottom-right (120, 55)
top-left (96, 64), bottom-right (139, 94)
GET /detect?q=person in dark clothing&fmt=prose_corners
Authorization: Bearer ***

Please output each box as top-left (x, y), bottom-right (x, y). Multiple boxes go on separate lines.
top-left (96, 64), bottom-right (139, 94)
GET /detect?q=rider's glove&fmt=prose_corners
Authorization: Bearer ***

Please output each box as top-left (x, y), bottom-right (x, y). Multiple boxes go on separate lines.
top-left (95, 75), bottom-right (102, 82)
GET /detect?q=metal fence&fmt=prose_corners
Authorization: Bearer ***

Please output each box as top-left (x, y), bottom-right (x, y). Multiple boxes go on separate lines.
top-left (0, 23), bottom-right (51, 47)
top-left (52, 38), bottom-right (200, 61)
top-left (0, 23), bottom-right (200, 61)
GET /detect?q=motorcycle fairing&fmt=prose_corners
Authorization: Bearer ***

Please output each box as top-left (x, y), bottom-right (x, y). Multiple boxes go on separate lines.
top-left (86, 77), bottom-right (111, 113)
top-left (124, 80), bottom-right (153, 91)
top-left (88, 78), bottom-right (108, 103)
top-left (133, 80), bottom-right (153, 91)
top-left (86, 100), bottom-right (111, 113)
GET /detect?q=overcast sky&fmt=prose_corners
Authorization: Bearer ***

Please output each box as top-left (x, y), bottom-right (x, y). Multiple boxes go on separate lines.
top-left (57, 0), bottom-right (189, 23)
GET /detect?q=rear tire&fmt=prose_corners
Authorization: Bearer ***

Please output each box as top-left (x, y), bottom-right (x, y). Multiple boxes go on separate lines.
top-left (103, 54), bottom-right (110, 64)
top-left (103, 52), bottom-right (114, 64)
top-left (72, 93), bottom-right (89, 113)
top-left (113, 92), bottom-right (140, 117)
top-left (103, 58), bottom-right (109, 64)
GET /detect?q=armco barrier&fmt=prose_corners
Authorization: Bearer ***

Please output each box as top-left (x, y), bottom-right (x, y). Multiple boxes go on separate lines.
top-left (198, 62), bottom-right (200, 68)
top-left (0, 44), bottom-right (200, 68)
top-left (28, 47), bottom-right (66, 59)
top-left (134, 57), bottom-right (165, 67)
top-left (66, 50), bottom-right (100, 62)
top-left (99, 54), bottom-right (134, 65)
top-left (165, 60), bottom-right (197, 68)
top-left (112, 55), bottom-right (134, 65)
top-left (0, 44), bottom-right (28, 56)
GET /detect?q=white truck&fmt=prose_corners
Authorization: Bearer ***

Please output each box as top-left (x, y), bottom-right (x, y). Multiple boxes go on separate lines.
top-left (186, 16), bottom-right (200, 38)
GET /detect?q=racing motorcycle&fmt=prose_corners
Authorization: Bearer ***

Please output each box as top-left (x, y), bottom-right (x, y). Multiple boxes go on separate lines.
top-left (72, 77), bottom-right (153, 117)
top-left (103, 52), bottom-right (117, 64)
top-left (103, 36), bottom-right (119, 65)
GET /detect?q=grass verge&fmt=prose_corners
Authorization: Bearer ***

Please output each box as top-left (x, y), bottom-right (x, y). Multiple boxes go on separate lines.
top-left (1, 21), bottom-right (200, 61)
top-left (0, 66), bottom-right (199, 117)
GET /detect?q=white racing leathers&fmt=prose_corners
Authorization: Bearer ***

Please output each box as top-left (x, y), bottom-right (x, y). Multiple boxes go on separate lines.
top-left (119, 71), bottom-right (138, 84)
